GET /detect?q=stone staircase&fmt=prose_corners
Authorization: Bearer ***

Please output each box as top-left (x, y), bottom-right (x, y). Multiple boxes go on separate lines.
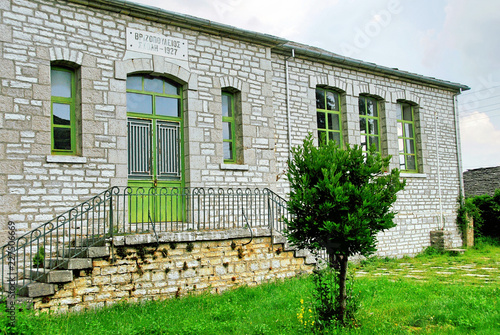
top-left (271, 231), bottom-right (320, 266)
top-left (3, 230), bottom-right (320, 311)
top-left (6, 238), bottom-right (111, 307)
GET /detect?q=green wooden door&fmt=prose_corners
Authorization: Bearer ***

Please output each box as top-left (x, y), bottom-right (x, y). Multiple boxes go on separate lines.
top-left (126, 75), bottom-right (184, 225)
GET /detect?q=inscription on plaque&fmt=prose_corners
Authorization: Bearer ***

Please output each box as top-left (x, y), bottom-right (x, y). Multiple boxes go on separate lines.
top-left (126, 28), bottom-right (188, 61)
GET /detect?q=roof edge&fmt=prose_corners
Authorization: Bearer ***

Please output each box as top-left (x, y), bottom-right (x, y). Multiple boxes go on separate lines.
top-left (67, 0), bottom-right (287, 46)
top-left (277, 44), bottom-right (470, 92)
top-left (67, 0), bottom-right (470, 92)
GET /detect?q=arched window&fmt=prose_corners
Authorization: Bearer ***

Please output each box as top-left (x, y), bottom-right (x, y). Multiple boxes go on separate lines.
top-left (397, 102), bottom-right (418, 172)
top-left (51, 66), bottom-right (77, 154)
top-left (316, 87), bottom-right (343, 146)
top-left (359, 96), bottom-right (381, 154)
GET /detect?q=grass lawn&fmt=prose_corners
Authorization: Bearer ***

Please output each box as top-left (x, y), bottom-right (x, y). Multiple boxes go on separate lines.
top-left (1, 241), bottom-right (499, 334)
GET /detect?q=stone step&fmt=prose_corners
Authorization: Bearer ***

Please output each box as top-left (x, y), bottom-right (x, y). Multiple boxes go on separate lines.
top-left (72, 236), bottom-right (107, 247)
top-left (8, 280), bottom-right (55, 298)
top-left (45, 258), bottom-right (92, 270)
top-left (29, 268), bottom-right (73, 283)
top-left (58, 246), bottom-right (110, 258)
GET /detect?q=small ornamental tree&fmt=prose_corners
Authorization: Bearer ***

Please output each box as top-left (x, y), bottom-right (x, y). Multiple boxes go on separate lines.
top-left (285, 134), bottom-right (405, 324)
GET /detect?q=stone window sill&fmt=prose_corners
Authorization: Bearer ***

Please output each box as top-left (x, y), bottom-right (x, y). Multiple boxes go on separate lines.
top-left (400, 173), bottom-right (427, 178)
top-left (46, 155), bottom-right (87, 164)
top-left (220, 163), bottom-right (249, 171)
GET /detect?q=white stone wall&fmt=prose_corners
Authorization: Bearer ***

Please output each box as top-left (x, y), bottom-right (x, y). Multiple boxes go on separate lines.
top-left (0, 0), bottom-right (463, 256)
top-left (271, 55), bottom-right (463, 256)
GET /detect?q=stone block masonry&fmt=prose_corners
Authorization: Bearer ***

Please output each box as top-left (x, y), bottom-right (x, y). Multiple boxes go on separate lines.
top-left (31, 233), bottom-right (314, 313)
top-left (463, 166), bottom-right (500, 197)
top-left (0, 0), bottom-right (467, 258)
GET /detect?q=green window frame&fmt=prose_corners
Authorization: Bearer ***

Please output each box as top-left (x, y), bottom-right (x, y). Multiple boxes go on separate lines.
top-left (316, 87), bottom-right (343, 146)
top-left (359, 96), bottom-right (381, 153)
top-left (126, 74), bottom-right (183, 181)
top-left (51, 67), bottom-right (76, 154)
top-left (222, 92), bottom-right (237, 163)
top-left (397, 103), bottom-right (418, 172)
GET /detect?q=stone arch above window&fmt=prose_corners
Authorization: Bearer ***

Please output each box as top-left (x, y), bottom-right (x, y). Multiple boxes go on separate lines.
top-left (49, 47), bottom-right (84, 66)
top-left (391, 90), bottom-right (424, 106)
top-left (115, 56), bottom-right (197, 90)
top-left (309, 75), bottom-right (348, 93)
top-left (354, 83), bottom-right (387, 100)
top-left (218, 76), bottom-right (244, 92)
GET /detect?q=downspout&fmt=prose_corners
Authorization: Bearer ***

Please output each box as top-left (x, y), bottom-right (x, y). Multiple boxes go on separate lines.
top-left (285, 49), bottom-right (295, 160)
top-left (435, 111), bottom-right (444, 229)
top-left (453, 90), bottom-right (465, 201)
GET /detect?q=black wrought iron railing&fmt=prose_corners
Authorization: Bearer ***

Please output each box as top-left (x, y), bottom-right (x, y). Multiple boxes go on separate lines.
top-left (0, 187), bottom-right (292, 296)
top-left (1, 187), bottom-right (116, 297)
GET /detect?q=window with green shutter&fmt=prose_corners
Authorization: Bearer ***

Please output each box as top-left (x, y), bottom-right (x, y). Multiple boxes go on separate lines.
top-left (359, 96), bottom-right (381, 154)
top-left (397, 103), bottom-right (418, 172)
top-left (222, 92), bottom-right (237, 163)
top-left (51, 67), bottom-right (76, 155)
top-left (316, 87), bottom-right (343, 146)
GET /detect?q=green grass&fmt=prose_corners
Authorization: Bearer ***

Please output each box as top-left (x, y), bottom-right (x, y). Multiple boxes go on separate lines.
top-left (2, 241), bottom-right (499, 334)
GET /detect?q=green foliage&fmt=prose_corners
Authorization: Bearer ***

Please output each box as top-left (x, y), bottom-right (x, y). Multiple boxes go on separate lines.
top-left (285, 135), bottom-right (405, 326)
top-left (32, 245), bottom-right (45, 268)
top-left (457, 189), bottom-right (500, 240)
top-left (311, 267), bottom-right (359, 329)
top-left (285, 134), bottom-right (406, 259)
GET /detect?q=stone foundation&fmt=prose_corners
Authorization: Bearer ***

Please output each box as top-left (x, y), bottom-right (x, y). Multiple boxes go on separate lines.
top-left (32, 231), bottom-right (314, 313)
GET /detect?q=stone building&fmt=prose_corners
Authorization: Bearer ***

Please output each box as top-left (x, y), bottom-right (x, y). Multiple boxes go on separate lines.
top-left (1, 0), bottom-right (469, 259)
top-left (463, 166), bottom-right (500, 197)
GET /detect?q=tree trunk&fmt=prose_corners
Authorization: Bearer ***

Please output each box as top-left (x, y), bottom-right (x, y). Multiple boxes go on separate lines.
top-left (337, 254), bottom-right (349, 324)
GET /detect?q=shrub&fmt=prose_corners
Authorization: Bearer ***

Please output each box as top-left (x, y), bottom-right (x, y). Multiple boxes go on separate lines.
top-left (458, 189), bottom-right (500, 240)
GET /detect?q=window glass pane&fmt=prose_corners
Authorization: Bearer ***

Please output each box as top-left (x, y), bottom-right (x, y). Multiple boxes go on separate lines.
top-left (404, 123), bottom-right (413, 138)
top-left (127, 93), bottom-right (152, 114)
top-left (396, 106), bottom-right (402, 120)
top-left (164, 81), bottom-right (179, 95)
top-left (406, 139), bottom-right (415, 154)
top-left (397, 122), bottom-right (403, 137)
top-left (361, 135), bottom-right (368, 151)
top-left (359, 118), bottom-right (366, 133)
top-left (223, 142), bottom-right (233, 160)
top-left (328, 113), bottom-right (340, 131)
top-left (358, 98), bottom-right (366, 115)
top-left (144, 77), bottom-right (163, 93)
top-left (316, 89), bottom-right (325, 109)
top-left (53, 128), bottom-right (72, 150)
top-left (317, 112), bottom-right (326, 130)
top-left (53, 103), bottom-right (71, 125)
top-left (156, 96), bottom-right (180, 117)
top-left (223, 122), bottom-right (232, 140)
top-left (368, 119), bottom-right (378, 135)
top-left (399, 138), bottom-right (404, 152)
top-left (51, 69), bottom-right (72, 98)
top-left (126, 76), bottom-right (142, 91)
top-left (366, 99), bottom-right (375, 116)
top-left (330, 132), bottom-right (341, 145)
top-left (326, 91), bottom-right (338, 111)
top-left (369, 136), bottom-right (379, 151)
top-left (403, 105), bottom-right (413, 121)
top-left (399, 155), bottom-right (406, 169)
top-left (222, 95), bottom-right (231, 117)
top-left (406, 155), bottom-right (416, 170)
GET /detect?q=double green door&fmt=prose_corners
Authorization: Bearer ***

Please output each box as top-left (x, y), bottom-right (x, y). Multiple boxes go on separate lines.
top-left (126, 75), bottom-right (184, 224)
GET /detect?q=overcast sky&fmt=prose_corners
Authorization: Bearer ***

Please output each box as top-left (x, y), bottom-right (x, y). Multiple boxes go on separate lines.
top-left (131, 0), bottom-right (500, 171)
